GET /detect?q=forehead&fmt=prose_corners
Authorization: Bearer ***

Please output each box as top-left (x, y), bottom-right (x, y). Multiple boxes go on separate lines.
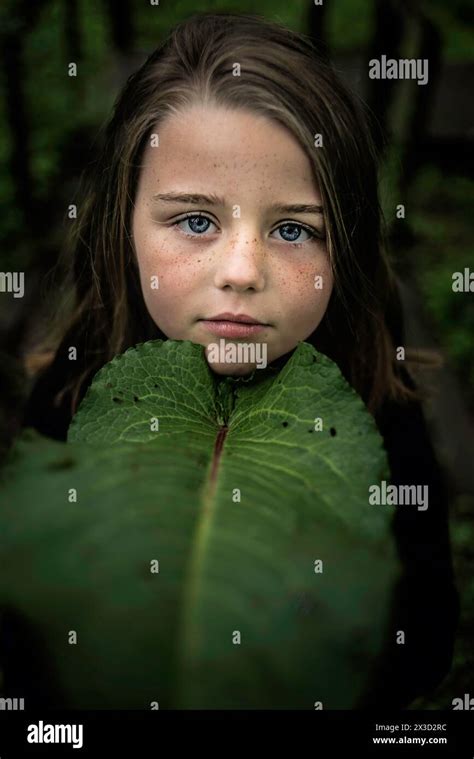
top-left (137, 104), bottom-right (319, 199)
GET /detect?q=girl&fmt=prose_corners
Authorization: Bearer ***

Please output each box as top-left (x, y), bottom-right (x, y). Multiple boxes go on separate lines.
top-left (21, 12), bottom-right (458, 707)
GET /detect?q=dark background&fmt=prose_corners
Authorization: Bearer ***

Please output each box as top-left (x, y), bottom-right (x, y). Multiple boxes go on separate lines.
top-left (0, 0), bottom-right (473, 709)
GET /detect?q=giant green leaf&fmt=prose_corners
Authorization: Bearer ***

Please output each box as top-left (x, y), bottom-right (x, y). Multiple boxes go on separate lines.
top-left (0, 339), bottom-right (400, 708)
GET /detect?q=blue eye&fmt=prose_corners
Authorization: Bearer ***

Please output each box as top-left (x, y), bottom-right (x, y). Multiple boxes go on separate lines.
top-left (174, 214), bottom-right (215, 236)
top-left (272, 222), bottom-right (316, 244)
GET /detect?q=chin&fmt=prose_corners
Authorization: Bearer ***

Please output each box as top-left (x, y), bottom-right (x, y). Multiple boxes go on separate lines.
top-left (206, 362), bottom-right (257, 376)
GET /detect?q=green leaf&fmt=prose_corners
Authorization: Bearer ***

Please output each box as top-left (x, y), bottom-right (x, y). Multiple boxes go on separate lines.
top-left (0, 339), bottom-right (400, 708)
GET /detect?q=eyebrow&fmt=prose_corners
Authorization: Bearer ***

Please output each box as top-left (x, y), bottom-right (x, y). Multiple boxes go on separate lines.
top-left (151, 192), bottom-right (324, 215)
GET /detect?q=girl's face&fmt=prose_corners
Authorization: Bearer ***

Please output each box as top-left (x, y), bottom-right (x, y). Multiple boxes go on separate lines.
top-left (132, 104), bottom-right (333, 375)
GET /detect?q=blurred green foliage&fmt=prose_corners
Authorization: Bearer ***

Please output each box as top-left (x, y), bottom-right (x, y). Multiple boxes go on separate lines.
top-left (409, 168), bottom-right (474, 404)
top-left (0, 0), bottom-right (473, 712)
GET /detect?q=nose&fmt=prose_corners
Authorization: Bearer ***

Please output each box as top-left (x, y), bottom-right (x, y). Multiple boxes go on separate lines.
top-left (213, 229), bottom-right (266, 292)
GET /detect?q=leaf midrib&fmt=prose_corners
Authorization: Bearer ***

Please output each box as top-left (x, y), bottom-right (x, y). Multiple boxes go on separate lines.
top-left (172, 420), bottom-right (230, 705)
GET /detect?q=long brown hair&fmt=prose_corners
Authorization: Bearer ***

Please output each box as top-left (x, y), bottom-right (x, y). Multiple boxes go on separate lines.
top-left (26, 11), bottom-right (430, 417)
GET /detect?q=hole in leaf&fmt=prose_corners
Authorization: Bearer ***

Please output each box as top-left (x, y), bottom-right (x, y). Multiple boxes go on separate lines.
top-left (282, 421), bottom-right (288, 427)
top-left (112, 397), bottom-right (123, 404)
top-left (133, 395), bottom-right (140, 402)
top-left (330, 427), bottom-right (336, 437)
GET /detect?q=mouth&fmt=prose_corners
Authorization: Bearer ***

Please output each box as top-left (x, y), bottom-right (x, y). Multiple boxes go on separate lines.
top-left (199, 313), bottom-right (269, 338)
top-left (205, 312), bottom-right (267, 325)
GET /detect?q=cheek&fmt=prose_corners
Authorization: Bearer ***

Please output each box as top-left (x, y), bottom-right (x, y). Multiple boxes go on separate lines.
top-left (134, 234), bottom-right (209, 336)
top-left (142, 257), bottom-right (198, 299)
top-left (135, 230), bottom-right (201, 302)
top-left (277, 256), bottom-right (333, 324)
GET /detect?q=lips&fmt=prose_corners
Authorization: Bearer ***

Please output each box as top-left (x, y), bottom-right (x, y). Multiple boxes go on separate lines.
top-left (200, 314), bottom-right (268, 338)
top-left (205, 312), bottom-right (266, 325)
